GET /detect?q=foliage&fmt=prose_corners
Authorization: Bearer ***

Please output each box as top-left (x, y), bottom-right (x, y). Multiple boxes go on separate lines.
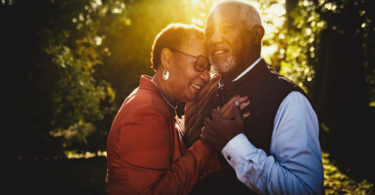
top-left (1, 0), bottom-right (115, 161)
top-left (94, 0), bottom-right (186, 106)
top-left (283, 0), bottom-right (375, 184)
top-left (279, 0), bottom-right (322, 91)
top-left (280, 0), bottom-right (375, 99)
top-left (323, 152), bottom-right (374, 194)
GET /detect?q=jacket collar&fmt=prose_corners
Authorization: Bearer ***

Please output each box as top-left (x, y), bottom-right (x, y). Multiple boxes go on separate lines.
top-left (139, 75), bottom-right (178, 113)
top-left (139, 75), bottom-right (163, 99)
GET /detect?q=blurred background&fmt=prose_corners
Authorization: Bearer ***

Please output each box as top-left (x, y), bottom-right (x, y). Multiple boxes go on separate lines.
top-left (1, 0), bottom-right (374, 194)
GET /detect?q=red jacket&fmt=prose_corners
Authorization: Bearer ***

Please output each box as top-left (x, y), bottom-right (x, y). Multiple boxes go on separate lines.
top-left (107, 76), bottom-right (220, 195)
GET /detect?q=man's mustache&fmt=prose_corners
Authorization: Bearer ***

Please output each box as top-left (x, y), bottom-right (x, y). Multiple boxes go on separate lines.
top-left (209, 43), bottom-right (232, 55)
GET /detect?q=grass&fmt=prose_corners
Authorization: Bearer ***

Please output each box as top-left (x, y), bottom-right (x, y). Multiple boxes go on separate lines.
top-left (323, 152), bottom-right (374, 194)
top-left (7, 153), bottom-right (374, 194)
top-left (8, 156), bottom-right (107, 195)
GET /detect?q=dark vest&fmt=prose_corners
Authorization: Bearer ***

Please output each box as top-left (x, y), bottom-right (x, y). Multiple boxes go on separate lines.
top-left (183, 59), bottom-right (315, 195)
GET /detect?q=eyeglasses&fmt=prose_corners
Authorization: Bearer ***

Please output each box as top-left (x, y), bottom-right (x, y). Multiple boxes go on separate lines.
top-left (169, 48), bottom-right (211, 72)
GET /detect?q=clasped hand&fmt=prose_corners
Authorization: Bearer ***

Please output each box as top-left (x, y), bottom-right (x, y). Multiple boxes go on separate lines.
top-left (200, 95), bottom-right (250, 151)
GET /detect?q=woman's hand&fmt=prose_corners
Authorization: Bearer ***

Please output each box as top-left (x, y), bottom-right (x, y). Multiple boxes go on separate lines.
top-left (218, 94), bottom-right (250, 119)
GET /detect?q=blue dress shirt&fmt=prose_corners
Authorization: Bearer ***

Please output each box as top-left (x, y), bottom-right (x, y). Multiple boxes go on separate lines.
top-left (221, 91), bottom-right (324, 195)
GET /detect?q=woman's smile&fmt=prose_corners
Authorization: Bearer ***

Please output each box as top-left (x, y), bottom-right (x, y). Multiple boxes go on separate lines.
top-left (191, 83), bottom-right (203, 90)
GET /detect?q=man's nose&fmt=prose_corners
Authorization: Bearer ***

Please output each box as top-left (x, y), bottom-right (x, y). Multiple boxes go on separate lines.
top-left (210, 30), bottom-right (223, 43)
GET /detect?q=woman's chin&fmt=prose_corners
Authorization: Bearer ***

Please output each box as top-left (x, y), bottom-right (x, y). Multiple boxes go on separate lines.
top-left (181, 85), bottom-right (203, 102)
top-left (184, 92), bottom-right (201, 102)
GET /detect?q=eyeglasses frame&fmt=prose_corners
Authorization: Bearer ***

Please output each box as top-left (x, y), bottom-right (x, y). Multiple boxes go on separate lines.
top-left (168, 48), bottom-right (211, 72)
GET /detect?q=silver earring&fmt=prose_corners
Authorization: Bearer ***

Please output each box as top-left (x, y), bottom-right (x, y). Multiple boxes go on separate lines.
top-left (163, 67), bottom-right (169, 81)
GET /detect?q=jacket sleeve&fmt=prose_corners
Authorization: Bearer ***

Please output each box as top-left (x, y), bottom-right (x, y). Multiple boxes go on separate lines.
top-left (119, 106), bottom-right (216, 195)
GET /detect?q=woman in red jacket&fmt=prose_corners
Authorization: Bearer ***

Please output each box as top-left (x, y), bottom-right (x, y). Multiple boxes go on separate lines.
top-left (106, 23), bottom-right (250, 195)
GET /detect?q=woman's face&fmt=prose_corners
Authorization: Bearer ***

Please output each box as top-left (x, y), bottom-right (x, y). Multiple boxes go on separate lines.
top-left (169, 38), bottom-right (211, 102)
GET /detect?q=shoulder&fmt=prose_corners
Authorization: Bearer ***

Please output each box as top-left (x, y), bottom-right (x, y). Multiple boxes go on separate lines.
top-left (266, 67), bottom-right (300, 90)
top-left (262, 67), bottom-right (317, 107)
top-left (120, 88), bottom-right (171, 124)
top-left (275, 92), bottom-right (318, 133)
top-left (280, 91), bottom-right (315, 112)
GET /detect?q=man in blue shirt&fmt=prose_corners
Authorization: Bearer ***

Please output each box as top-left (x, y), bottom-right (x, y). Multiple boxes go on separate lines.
top-left (183, 0), bottom-right (324, 194)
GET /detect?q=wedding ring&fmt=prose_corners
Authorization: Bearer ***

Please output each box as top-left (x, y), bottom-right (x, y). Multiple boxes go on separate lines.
top-left (201, 126), bottom-right (206, 134)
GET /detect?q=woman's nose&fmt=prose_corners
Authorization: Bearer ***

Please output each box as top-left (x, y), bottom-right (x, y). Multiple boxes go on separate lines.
top-left (200, 69), bottom-right (211, 85)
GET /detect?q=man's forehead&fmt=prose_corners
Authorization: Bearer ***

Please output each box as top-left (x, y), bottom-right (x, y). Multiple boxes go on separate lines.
top-left (206, 5), bottom-right (240, 27)
top-left (213, 4), bottom-right (240, 14)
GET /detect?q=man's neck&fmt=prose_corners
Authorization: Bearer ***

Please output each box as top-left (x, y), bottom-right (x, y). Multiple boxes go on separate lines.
top-left (220, 55), bottom-right (260, 84)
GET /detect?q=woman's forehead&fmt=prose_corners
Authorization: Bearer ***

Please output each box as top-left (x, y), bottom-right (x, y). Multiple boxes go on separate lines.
top-left (179, 38), bottom-right (207, 57)
top-left (181, 38), bottom-right (205, 50)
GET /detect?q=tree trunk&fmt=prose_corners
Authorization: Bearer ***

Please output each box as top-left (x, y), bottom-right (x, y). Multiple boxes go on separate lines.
top-left (313, 27), bottom-right (374, 182)
top-left (313, 29), bottom-right (369, 119)
top-left (286, 0), bottom-right (298, 33)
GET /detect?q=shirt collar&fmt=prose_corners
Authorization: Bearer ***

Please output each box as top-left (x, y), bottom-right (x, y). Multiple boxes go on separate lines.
top-left (218, 57), bottom-right (262, 87)
top-left (232, 57), bottom-right (262, 82)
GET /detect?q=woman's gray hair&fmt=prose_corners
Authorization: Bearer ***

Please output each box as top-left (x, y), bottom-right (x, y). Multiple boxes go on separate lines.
top-left (211, 0), bottom-right (262, 31)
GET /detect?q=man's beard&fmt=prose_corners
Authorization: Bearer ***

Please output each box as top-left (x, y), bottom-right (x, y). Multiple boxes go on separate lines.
top-left (209, 44), bottom-right (236, 74)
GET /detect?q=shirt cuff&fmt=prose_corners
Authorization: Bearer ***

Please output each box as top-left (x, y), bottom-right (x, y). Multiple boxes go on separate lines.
top-left (221, 133), bottom-right (257, 167)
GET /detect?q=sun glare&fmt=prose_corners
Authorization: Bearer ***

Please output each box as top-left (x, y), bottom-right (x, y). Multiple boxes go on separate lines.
top-left (184, 0), bottom-right (286, 63)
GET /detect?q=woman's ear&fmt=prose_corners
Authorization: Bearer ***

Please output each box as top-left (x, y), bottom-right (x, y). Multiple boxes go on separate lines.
top-left (253, 25), bottom-right (265, 45)
top-left (160, 48), bottom-right (173, 69)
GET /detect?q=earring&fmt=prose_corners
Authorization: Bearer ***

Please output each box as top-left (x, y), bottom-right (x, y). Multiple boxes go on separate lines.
top-left (163, 67), bottom-right (169, 81)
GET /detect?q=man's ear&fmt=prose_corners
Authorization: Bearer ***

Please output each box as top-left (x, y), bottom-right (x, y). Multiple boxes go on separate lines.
top-left (160, 48), bottom-right (173, 69)
top-left (253, 25), bottom-right (265, 45)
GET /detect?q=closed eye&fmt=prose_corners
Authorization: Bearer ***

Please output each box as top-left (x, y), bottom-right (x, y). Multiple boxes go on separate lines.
top-left (205, 30), bottom-right (213, 38)
top-left (222, 25), bottom-right (233, 32)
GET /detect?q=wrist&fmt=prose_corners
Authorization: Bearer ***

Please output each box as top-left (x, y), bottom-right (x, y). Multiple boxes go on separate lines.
top-left (221, 133), bottom-right (245, 153)
top-left (220, 133), bottom-right (239, 151)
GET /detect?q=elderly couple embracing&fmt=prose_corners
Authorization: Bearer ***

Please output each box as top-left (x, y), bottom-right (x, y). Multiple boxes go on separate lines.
top-left (106, 0), bottom-right (324, 194)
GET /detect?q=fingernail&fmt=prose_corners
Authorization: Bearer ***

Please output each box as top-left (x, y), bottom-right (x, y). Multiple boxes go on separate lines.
top-left (245, 111), bottom-right (250, 115)
top-left (245, 100), bottom-right (250, 104)
top-left (243, 95), bottom-right (248, 99)
top-left (235, 94), bottom-right (240, 98)
top-left (235, 101), bottom-right (239, 106)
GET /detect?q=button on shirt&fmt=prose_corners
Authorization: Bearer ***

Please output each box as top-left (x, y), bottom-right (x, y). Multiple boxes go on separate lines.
top-left (220, 58), bottom-right (324, 195)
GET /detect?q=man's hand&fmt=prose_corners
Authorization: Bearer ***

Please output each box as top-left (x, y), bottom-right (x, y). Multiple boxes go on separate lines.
top-left (200, 102), bottom-right (247, 151)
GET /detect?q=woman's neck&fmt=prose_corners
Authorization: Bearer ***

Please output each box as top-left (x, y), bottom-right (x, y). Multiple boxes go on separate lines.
top-left (152, 73), bottom-right (179, 109)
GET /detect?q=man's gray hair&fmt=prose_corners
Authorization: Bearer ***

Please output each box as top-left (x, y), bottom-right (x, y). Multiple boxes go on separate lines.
top-left (211, 0), bottom-right (262, 31)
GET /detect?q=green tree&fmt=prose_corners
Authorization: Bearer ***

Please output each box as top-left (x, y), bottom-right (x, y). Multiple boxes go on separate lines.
top-left (1, 0), bottom-right (114, 161)
top-left (283, 0), bottom-right (375, 182)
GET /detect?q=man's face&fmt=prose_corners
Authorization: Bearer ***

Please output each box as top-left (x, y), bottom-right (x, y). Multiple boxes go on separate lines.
top-left (205, 5), bottom-right (254, 74)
